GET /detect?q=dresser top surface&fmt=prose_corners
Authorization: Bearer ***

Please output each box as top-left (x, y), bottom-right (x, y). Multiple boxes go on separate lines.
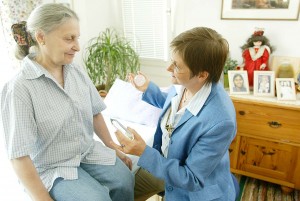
top-left (229, 92), bottom-right (300, 109)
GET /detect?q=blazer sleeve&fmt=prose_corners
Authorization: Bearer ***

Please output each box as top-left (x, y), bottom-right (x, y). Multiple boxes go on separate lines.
top-left (142, 81), bottom-right (168, 109)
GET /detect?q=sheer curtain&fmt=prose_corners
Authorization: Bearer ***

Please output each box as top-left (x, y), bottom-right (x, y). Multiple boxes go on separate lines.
top-left (0, 0), bottom-right (42, 89)
top-left (122, 0), bottom-right (172, 61)
top-left (0, 1), bottom-right (41, 200)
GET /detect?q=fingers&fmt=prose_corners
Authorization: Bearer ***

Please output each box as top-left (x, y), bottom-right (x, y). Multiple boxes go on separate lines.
top-left (112, 130), bottom-right (132, 154)
top-left (126, 158), bottom-right (133, 170)
top-left (113, 127), bottom-right (146, 156)
top-left (127, 73), bottom-right (135, 83)
top-left (123, 157), bottom-right (133, 170)
top-left (110, 140), bottom-right (124, 153)
top-left (117, 148), bottom-right (133, 170)
top-left (127, 127), bottom-right (141, 140)
top-left (116, 150), bottom-right (133, 170)
top-left (137, 71), bottom-right (148, 81)
top-left (115, 129), bottom-right (128, 142)
top-left (127, 72), bottom-right (149, 91)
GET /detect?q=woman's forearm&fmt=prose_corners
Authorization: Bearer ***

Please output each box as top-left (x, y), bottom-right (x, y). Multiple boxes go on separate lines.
top-left (11, 156), bottom-right (53, 201)
top-left (93, 113), bottom-right (115, 148)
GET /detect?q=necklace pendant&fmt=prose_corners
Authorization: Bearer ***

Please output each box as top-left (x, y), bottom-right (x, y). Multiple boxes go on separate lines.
top-left (182, 88), bottom-right (189, 103)
top-left (165, 124), bottom-right (173, 136)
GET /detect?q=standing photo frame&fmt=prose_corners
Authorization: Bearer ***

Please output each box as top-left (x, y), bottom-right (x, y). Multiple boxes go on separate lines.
top-left (228, 70), bottom-right (250, 95)
top-left (275, 78), bottom-right (296, 100)
top-left (253, 71), bottom-right (275, 97)
top-left (270, 56), bottom-right (300, 81)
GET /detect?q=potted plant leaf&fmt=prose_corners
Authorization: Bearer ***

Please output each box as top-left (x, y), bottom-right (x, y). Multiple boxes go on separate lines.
top-left (223, 56), bottom-right (238, 88)
top-left (83, 28), bottom-right (140, 95)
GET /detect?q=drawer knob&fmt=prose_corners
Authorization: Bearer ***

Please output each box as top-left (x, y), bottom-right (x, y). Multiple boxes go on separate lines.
top-left (238, 111), bottom-right (245, 115)
top-left (268, 121), bottom-right (282, 128)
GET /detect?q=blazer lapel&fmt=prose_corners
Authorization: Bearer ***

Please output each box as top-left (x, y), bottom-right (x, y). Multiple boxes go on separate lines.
top-left (160, 87), bottom-right (177, 117)
top-left (171, 83), bottom-right (218, 134)
top-left (173, 110), bottom-right (193, 133)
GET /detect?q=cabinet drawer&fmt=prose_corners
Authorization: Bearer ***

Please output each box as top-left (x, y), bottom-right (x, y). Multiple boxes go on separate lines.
top-left (234, 101), bottom-right (300, 143)
top-left (238, 136), bottom-right (297, 182)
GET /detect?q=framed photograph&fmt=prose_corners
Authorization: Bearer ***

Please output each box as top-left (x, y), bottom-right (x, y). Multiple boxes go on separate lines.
top-left (276, 78), bottom-right (296, 100)
top-left (221, 0), bottom-right (300, 20)
top-left (228, 70), bottom-right (250, 95)
top-left (253, 71), bottom-right (275, 97)
top-left (270, 56), bottom-right (300, 81)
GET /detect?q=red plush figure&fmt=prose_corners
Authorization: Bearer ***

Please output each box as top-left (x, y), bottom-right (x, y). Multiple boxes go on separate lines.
top-left (240, 28), bottom-right (274, 87)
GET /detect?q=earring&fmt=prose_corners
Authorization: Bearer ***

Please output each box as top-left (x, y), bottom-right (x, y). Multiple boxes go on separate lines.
top-left (40, 42), bottom-right (45, 45)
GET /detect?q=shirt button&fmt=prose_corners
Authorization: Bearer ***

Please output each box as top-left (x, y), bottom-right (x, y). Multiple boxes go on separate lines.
top-left (167, 186), bottom-right (173, 191)
top-left (76, 155), bottom-right (80, 159)
top-left (72, 118), bottom-right (76, 122)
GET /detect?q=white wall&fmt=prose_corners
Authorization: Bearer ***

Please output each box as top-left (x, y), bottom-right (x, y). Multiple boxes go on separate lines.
top-left (176, 0), bottom-right (300, 63)
top-left (74, 0), bottom-right (300, 87)
top-left (72, 0), bottom-right (123, 67)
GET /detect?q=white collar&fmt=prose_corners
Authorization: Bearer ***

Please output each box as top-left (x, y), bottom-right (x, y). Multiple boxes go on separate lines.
top-left (174, 83), bottom-right (212, 116)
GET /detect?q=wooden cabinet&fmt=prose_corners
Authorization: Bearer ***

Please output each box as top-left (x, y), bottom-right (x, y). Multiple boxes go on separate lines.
top-left (229, 96), bottom-right (300, 191)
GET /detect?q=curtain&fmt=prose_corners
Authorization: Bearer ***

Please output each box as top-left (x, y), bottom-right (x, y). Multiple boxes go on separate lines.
top-left (0, 0), bottom-right (42, 67)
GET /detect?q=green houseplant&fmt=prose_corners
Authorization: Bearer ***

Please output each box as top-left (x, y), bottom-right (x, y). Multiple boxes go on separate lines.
top-left (223, 57), bottom-right (238, 88)
top-left (84, 28), bottom-right (140, 92)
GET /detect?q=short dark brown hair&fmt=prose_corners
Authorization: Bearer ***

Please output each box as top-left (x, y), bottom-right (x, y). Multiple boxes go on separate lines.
top-left (170, 27), bottom-right (229, 84)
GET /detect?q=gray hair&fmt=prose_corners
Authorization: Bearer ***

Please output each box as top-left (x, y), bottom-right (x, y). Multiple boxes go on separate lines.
top-left (15, 3), bottom-right (79, 59)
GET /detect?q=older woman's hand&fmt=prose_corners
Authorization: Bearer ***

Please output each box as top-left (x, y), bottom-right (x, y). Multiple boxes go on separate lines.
top-left (115, 150), bottom-right (133, 170)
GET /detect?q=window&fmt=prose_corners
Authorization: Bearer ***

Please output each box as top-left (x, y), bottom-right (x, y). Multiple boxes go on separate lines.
top-left (122, 0), bottom-right (171, 61)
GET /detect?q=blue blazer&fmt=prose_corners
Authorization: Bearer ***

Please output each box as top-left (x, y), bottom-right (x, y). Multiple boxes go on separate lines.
top-left (137, 82), bottom-right (237, 201)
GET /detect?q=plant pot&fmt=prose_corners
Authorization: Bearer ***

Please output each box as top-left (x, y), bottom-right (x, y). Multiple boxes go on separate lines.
top-left (224, 73), bottom-right (229, 89)
top-left (99, 90), bottom-right (107, 98)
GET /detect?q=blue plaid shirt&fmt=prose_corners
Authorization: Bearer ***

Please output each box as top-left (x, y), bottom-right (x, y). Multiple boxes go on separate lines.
top-left (1, 54), bottom-right (116, 191)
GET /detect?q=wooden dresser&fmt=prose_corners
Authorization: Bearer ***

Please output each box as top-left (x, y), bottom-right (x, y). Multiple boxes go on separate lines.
top-left (228, 94), bottom-right (300, 192)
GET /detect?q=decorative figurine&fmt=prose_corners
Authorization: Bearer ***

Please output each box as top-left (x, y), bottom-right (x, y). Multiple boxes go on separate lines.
top-left (239, 28), bottom-right (275, 87)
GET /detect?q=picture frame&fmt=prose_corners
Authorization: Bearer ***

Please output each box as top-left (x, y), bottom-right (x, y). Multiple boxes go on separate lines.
top-left (253, 71), bottom-right (275, 97)
top-left (275, 78), bottom-right (296, 100)
top-left (228, 70), bottom-right (250, 95)
top-left (270, 55), bottom-right (300, 81)
top-left (221, 0), bottom-right (300, 20)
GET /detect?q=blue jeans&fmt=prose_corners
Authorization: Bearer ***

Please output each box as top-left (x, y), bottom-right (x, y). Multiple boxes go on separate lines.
top-left (49, 158), bottom-right (134, 201)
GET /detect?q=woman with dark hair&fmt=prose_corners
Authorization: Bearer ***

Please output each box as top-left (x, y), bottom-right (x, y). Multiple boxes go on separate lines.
top-left (111, 27), bottom-right (239, 201)
top-left (240, 28), bottom-right (274, 86)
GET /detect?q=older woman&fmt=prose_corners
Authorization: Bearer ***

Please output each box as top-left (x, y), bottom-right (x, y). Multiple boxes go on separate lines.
top-left (1, 3), bottom-right (133, 201)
